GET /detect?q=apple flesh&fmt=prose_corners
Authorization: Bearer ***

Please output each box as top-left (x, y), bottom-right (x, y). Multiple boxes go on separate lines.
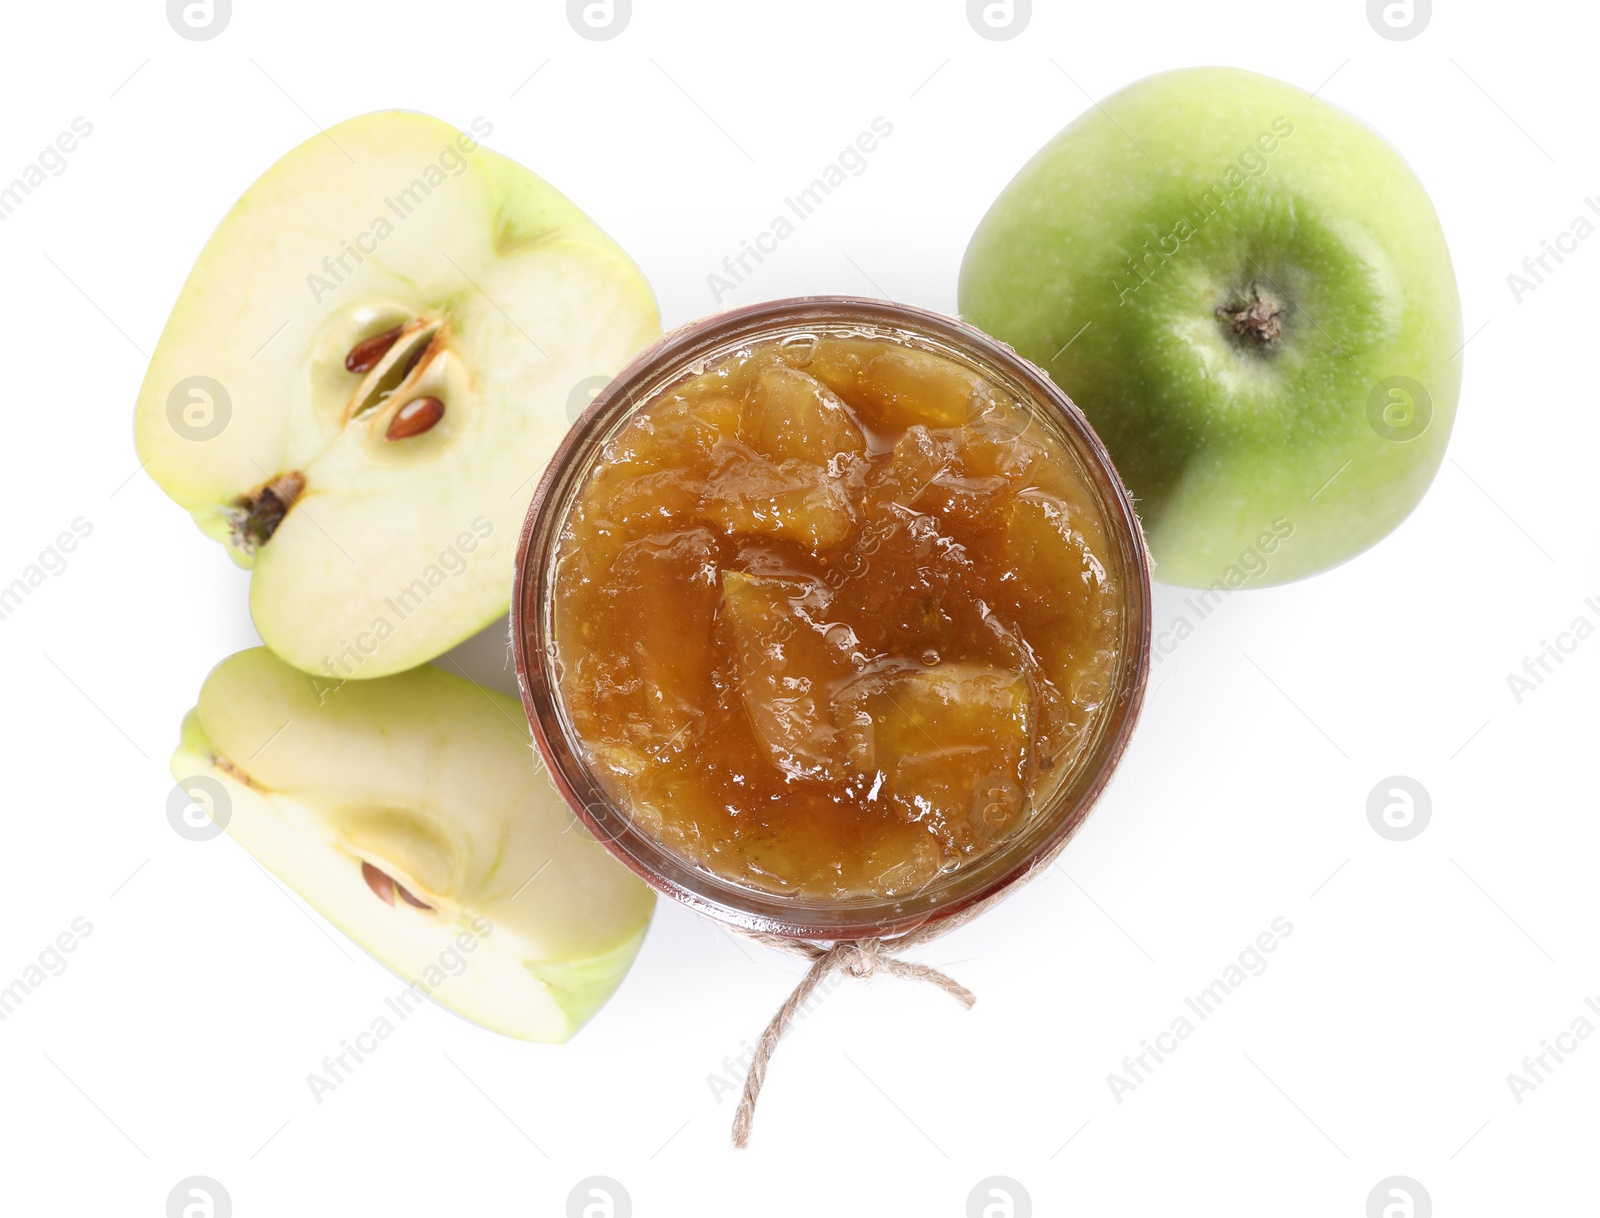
top-left (171, 648), bottom-right (655, 1041)
top-left (959, 67), bottom-right (1461, 586)
top-left (135, 111), bottom-right (659, 676)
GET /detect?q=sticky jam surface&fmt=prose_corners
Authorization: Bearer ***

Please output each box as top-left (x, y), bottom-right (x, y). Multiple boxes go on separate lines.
top-left (552, 333), bottom-right (1123, 900)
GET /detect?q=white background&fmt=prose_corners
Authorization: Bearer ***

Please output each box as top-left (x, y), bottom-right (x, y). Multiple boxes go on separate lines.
top-left (1, 0), bottom-right (1593, 1214)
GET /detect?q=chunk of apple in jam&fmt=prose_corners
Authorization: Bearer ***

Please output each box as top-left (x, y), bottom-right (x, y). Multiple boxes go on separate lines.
top-left (795, 341), bottom-right (989, 432)
top-left (721, 570), bottom-right (863, 780)
top-left (1001, 490), bottom-right (1110, 628)
top-left (839, 663), bottom-right (1034, 856)
top-left (600, 392), bottom-right (742, 478)
top-left (699, 440), bottom-right (855, 550)
top-left (586, 468), bottom-right (701, 536)
top-left (1000, 490), bottom-right (1118, 729)
top-left (959, 409), bottom-right (1048, 482)
top-left (863, 348), bottom-right (982, 427)
top-left (886, 425), bottom-right (1018, 529)
top-left (741, 366), bottom-right (866, 467)
top-left (882, 397), bottom-right (1051, 520)
top-left (574, 527), bottom-right (723, 753)
top-left (569, 396), bottom-right (740, 578)
top-left (827, 488), bottom-right (975, 655)
top-left (793, 338), bottom-right (875, 403)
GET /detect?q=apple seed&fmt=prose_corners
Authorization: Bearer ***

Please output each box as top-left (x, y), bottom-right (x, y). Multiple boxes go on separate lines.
top-left (361, 860), bottom-right (432, 910)
top-left (348, 321), bottom-right (442, 421)
top-left (344, 325), bottom-right (405, 374)
top-left (398, 885), bottom-right (433, 910)
top-left (362, 860), bottom-right (395, 904)
top-left (386, 396), bottom-right (445, 441)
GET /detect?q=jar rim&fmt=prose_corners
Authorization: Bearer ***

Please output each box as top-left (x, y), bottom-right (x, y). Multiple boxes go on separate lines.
top-left (511, 296), bottom-right (1152, 941)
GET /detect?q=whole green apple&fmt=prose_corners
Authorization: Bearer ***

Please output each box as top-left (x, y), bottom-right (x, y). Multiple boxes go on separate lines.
top-left (959, 67), bottom-right (1461, 587)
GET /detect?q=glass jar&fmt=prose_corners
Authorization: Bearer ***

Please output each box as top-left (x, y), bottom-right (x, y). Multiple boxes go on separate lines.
top-left (512, 296), bottom-right (1151, 941)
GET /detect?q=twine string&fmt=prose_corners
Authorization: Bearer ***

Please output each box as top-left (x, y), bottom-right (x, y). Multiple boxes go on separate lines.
top-left (726, 825), bottom-right (1084, 1148)
top-left (730, 934), bottom-right (976, 1148)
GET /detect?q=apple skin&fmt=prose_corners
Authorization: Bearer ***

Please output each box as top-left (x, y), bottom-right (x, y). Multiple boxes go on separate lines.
top-left (959, 67), bottom-right (1461, 587)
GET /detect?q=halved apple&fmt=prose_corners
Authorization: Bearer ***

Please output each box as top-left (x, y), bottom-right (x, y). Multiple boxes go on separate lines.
top-left (171, 648), bottom-right (655, 1041)
top-left (135, 111), bottom-right (660, 678)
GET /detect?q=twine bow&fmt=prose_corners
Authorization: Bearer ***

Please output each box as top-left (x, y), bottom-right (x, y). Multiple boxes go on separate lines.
top-left (731, 933), bottom-right (976, 1148)
top-left (723, 825), bottom-right (1088, 1147)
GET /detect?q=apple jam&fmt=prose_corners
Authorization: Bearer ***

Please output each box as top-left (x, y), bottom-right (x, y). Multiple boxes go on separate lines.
top-left (551, 333), bottom-right (1124, 900)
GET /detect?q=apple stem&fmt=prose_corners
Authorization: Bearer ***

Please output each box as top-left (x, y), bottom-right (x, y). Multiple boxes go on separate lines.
top-left (228, 471), bottom-right (305, 552)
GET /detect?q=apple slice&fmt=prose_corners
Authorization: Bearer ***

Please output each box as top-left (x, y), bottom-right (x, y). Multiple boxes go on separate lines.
top-left (135, 112), bottom-right (659, 678)
top-left (171, 648), bottom-right (655, 1042)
